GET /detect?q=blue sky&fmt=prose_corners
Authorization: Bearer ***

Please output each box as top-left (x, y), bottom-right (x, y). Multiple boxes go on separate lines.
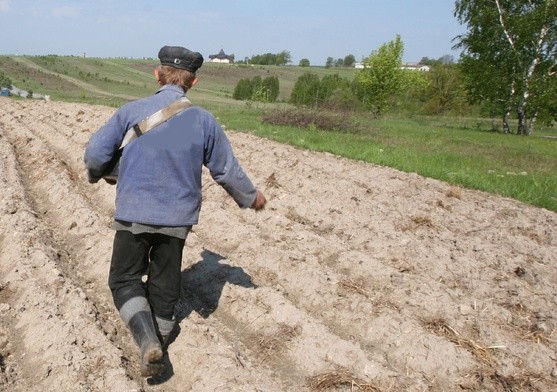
top-left (0, 0), bottom-right (465, 65)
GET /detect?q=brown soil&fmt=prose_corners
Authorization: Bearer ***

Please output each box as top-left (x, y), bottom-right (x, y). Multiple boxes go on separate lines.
top-left (0, 98), bottom-right (556, 391)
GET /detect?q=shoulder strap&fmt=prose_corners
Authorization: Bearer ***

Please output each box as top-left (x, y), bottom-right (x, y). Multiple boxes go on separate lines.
top-left (119, 97), bottom-right (192, 150)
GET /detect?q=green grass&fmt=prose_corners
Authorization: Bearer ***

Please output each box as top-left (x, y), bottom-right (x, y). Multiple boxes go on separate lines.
top-left (1, 55), bottom-right (555, 212)
top-left (212, 107), bottom-right (557, 211)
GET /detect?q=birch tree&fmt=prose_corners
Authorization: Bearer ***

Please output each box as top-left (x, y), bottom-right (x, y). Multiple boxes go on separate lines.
top-left (454, 0), bottom-right (557, 134)
top-left (354, 35), bottom-right (406, 117)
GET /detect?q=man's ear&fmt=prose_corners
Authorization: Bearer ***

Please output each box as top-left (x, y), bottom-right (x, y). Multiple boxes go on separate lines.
top-left (154, 68), bottom-right (161, 84)
top-left (192, 78), bottom-right (199, 87)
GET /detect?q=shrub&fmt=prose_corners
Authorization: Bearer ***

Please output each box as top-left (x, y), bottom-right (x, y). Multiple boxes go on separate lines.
top-left (233, 78), bottom-right (253, 100)
top-left (290, 72), bottom-right (320, 107)
top-left (262, 108), bottom-right (360, 133)
top-left (233, 75), bottom-right (279, 103)
top-left (0, 71), bottom-right (12, 89)
top-left (290, 72), bottom-right (353, 109)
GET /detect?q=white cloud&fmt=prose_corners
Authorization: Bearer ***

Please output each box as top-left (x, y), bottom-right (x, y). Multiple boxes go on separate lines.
top-left (0, 0), bottom-right (10, 13)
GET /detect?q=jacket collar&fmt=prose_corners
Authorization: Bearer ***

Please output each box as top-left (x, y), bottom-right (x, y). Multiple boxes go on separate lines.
top-left (156, 84), bottom-right (185, 95)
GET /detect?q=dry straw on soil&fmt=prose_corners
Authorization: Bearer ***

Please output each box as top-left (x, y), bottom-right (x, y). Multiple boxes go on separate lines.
top-left (338, 278), bottom-right (369, 297)
top-left (308, 367), bottom-right (381, 391)
top-left (423, 317), bottom-right (496, 366)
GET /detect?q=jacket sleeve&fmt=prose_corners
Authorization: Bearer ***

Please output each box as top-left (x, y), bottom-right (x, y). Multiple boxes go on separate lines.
top-left (203, 116), bottom-right (257, 208)
top-left (84, 110), bottom-right (128, 183)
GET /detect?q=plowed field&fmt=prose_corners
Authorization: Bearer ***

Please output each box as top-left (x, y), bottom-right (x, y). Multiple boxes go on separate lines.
top-left (0, 98), bottom-right (556, 391)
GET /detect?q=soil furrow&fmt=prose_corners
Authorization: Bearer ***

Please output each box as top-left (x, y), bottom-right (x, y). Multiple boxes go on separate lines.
top-left (1, 98), bottom-right (556, 391)
top-left (1, 100), bottom-right (296, 390)
top-left (0, 131), bottom-right (138, 391)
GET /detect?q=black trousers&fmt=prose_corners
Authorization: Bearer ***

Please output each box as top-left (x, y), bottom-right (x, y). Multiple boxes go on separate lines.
top-left (108, 230), bottom-right (185, 320)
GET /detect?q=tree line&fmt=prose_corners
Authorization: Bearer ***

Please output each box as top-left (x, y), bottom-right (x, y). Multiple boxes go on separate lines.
top-left (287, 36), bottom-right (463, 117)
top-left (233, 0), bottom-right (556, 135)
top-left (298, 55), bottom-right (358, 68)
top-left (235, 51), bottom-right (358, 68)
top-left (236, 51), bottom-right (292, 66)
top-left (234, 44), bottom-right (465, 119)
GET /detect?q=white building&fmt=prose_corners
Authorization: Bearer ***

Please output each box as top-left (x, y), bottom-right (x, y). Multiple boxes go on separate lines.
top-left (208, 49), bottom-right (234, 64)
top-left (401, 63), bottom-right (430, 72)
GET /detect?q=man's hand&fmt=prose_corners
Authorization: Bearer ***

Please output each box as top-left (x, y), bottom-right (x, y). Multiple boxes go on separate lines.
top-left (251, 190), bottom-right (267, 211)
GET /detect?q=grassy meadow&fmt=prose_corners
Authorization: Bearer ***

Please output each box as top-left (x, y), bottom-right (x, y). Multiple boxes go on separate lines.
top-left (1, 55), bottom-right (555, 211)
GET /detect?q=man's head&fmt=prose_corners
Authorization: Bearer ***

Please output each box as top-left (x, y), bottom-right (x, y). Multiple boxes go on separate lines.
top-left (158, 46), bottom-right (203, 73)
top-left (156, 45), bottom-right (204, 91)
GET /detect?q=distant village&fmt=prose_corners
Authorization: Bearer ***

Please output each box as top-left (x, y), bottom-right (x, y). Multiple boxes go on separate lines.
top-left (206, 48), bottom-right (430, 71)
top-left (76, 48), bottom-right (432, 71)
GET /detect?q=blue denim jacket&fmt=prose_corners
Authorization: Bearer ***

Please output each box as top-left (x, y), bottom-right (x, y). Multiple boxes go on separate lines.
top-left (84, 85), bottom-right (256, 226)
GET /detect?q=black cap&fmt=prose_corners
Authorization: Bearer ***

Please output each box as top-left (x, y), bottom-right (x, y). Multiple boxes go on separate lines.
top-left (158, 46), bottom-right (204, 73)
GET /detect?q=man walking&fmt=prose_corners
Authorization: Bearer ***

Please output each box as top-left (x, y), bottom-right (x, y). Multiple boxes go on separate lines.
top-left (84, 45), bottom-right (266, 377)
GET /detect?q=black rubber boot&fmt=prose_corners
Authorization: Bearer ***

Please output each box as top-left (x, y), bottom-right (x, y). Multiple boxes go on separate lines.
top-left (128, 311), bottom-right (164, 377)
top-left (161, 334), bottom-right (170, 349)
top-left (154, 315), bottom-right (176, 351)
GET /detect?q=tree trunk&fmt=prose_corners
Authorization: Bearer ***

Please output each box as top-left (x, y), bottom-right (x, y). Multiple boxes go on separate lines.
top-left (528, 111), bottom-right (538, 135)
top-left (517, 105), bottom-right (529, 135)
top-left (503, 107), bottom-right (511, 134)
top-left (515, 26), bottom-right (547, 136)
top-left (503, 81), bottom-right (516, 134)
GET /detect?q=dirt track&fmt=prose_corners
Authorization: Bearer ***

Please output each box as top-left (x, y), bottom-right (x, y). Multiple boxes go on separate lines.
top-left (0, 97), bottom-right (556, 391)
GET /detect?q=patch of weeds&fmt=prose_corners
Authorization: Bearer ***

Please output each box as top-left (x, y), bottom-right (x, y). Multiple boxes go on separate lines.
top-left (262, 108), bottom-right (362, 133)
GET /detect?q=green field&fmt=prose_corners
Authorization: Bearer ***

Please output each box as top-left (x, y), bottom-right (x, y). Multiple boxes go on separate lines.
top-left (1, 55), bottom-right (555, 211)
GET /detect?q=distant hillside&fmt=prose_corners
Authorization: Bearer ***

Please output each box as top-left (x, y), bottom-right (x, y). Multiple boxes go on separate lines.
top-left (0, 55), bottom-right (356, 107)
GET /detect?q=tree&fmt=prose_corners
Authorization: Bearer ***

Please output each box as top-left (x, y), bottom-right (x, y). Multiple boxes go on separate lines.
top-left (419, 65), bottom-right (466, 115)
top-left (343, 54), bottom-right (356, 67)
top-left (440, 54), bottom-right (454, 65)
top-left (454, 0), bottom-right (557, 134)
top-left (319, 74), bottom-right (350, 103)
top-left (276, 50), bottom-right (292, 66)
top-left (419, 57), bottom-right (441, 67)
top-left (233, 78), bottom-right (253, 100)
top-left (325, 57), bottom-right (334, 68)
top-left (251, 76), bottom-right (263, 95)
top-left (248, 51), bottom-right (292, 66)
top-left (419, 55), bottom-right (454, 67)
top-left (261, 76), bottom-right (280, 102)
top-left (249, 53), bottom-right (273, 65)
top-left (289, 72), bottom-right (352, 108)
top-left (299, 58), bottom-right (310, 67)
top-left (354, 35), bottom-right (407, 116)
top-left (233, 76), bottom-right (279, 103)
top-left (290, 72), bottom-right (321, 107)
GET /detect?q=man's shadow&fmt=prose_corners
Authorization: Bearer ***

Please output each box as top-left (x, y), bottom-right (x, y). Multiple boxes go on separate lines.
top-left (175, 248), bottom-right (258, 321)
top-left (148, 248), bottom-right (257, 385)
